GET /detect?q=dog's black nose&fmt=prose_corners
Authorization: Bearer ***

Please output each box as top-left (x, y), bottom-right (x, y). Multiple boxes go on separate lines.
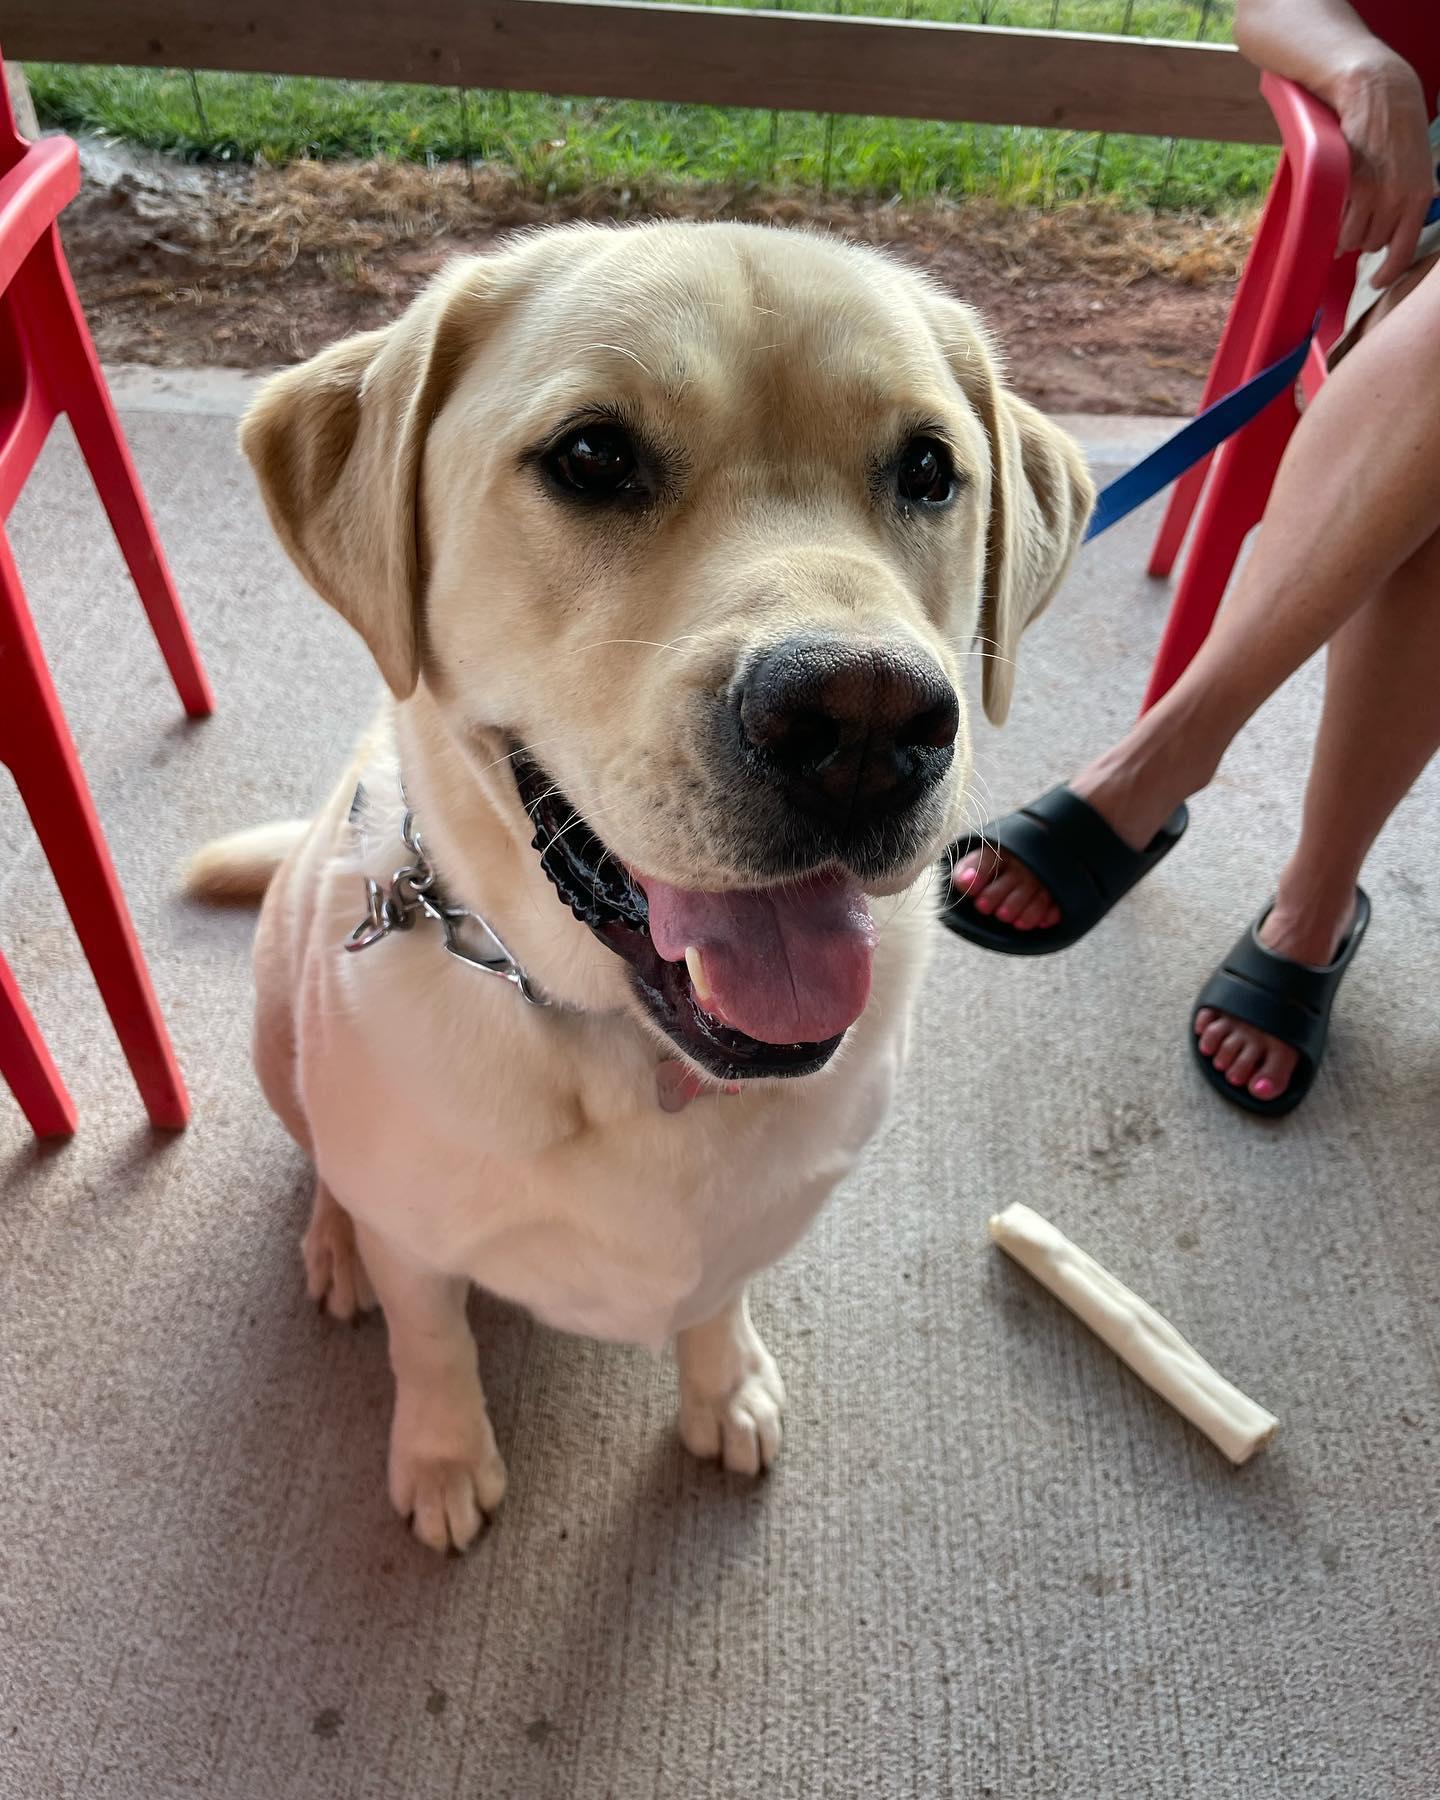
top-left (738, 636), bottom-right (958, 829)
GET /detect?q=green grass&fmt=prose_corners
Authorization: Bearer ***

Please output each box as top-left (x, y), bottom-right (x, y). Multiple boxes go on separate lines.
top-left (24, 0), bottom-right (1275, 213)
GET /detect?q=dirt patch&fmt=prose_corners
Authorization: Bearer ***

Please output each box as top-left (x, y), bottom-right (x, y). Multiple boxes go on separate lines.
top-left (61, 146), bottom-right (1247, 414)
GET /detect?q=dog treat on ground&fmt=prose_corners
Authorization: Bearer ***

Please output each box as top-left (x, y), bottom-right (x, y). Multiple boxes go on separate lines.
top-left (988, 1203), bottom-right (1278, 1465)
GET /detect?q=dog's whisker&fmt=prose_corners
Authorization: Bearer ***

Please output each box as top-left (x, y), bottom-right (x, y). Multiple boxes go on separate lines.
top-left (971, 635), bottom-right (1020, 673)
top-left (471, 735), bottom-right (570, 779)
top-left (584, 341), bottom-right (655, 378)
top-left (963, 770), bottom-right (998, 824)
top-left (565, 634), bottom-right (706, 657)
top-left (513, 788), bottom-right (630, 927)
top-left (541, 795), bottom-right (631, 874)
top-left (526, 782), bottom-right (568, 816)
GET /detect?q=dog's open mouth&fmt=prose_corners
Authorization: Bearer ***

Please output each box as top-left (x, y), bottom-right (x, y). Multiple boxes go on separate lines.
top-left (513, 757), bottom-right (876, 1081)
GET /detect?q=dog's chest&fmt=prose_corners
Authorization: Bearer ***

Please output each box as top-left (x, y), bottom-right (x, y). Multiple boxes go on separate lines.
top-left (301, 929), bottom-right (899, 1347)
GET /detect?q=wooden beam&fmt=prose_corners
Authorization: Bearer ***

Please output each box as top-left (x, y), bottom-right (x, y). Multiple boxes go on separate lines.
top-left (3, 0), bottom-right (1278, 145)
top-left (5, 63), bottom-right (41, 138)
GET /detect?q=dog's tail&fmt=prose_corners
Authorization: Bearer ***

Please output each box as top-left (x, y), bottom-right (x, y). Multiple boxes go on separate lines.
top-left (184, 821), bottom-right (309, 903)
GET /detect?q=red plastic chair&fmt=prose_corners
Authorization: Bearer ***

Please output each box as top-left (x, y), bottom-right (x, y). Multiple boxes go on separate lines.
top-left (0, 51), bottom-right (214, 1137)
top-left (1142, 2), bottom-right (1440, 711)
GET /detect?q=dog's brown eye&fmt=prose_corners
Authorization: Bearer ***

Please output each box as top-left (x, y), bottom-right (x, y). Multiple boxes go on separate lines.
top-left (547, 424), bottom-right (641, 500)
top-left (895, 437), bottom-right (955, 508)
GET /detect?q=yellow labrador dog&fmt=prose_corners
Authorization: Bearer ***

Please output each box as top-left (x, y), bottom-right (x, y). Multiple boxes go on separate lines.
top-left (191, 222), bottom-right (1091, 1553)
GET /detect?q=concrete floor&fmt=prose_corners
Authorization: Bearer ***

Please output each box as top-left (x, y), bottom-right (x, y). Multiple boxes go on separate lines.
top-left (1, 381), bottom-right (1437, 1800)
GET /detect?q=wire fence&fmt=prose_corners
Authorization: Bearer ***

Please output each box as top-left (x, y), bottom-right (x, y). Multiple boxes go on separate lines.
top-left (738, 0), bottom-right (1242, 204)
top-left (31, 0), bottom-right (1273, 213)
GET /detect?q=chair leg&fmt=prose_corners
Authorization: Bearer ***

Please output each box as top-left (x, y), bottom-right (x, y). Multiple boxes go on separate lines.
top-left (1139, 393), bottom-right (1299, 713)
top-left (1147, 160), bottom-right (1294, 580)
top-left (0, 528), bottom-right (189, 1130)
top-left (27, 230), bottom-right (215, 719)
top-left (1146, 457), bottom-right (1213, 585)
top-left (0, 945), bottom-right (77, 1139)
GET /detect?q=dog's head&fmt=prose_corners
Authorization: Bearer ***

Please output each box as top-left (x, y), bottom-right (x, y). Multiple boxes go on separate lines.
top-left (241, 223), bottom-right (1091, 1080)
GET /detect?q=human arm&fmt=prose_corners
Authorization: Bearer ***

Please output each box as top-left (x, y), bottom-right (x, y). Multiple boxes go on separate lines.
top-left (1235, 0), bottom-right (1434, 287)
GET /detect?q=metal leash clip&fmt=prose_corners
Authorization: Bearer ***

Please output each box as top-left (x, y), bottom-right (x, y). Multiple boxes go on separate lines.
top-left (345, 788), bottom-right (551, 1007)
top-left (346, 805), bottom-right (434, 949)
top-left (413, 888), bottom-right (550, 1006)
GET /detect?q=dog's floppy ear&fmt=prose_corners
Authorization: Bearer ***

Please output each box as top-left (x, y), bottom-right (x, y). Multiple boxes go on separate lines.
top-left (933, 300), bottom-right (1094, 724)
top-left (239, 261), bottom-right (497, 697)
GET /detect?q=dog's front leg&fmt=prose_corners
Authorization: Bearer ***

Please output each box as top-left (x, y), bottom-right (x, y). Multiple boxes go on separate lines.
top-left (675, 1290), bottom-right (786, 1477)
top-left (354, 1223), bottom-right (508, 1552)
top-left (302, 1178), bottom-right (377, 1323)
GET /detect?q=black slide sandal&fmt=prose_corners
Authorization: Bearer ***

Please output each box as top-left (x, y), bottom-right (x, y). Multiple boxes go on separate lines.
top-left (939, 785), bottom-right (1189, 955)
top-left (1190, 888), bottom-right (1371, 1118)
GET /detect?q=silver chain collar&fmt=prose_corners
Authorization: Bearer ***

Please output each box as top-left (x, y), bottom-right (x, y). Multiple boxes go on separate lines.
top-left (344, 783), bottom-right (551, 1007)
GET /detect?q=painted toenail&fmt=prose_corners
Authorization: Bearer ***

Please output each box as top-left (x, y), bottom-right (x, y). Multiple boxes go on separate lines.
top-left (997, 907), bottom-right (1015, 922)
top-left (1252, 1078), bottom-right (1276, 1098)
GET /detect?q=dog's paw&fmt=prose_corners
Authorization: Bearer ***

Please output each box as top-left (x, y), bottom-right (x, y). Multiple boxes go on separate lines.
top-left (389, 1401), bottom-right (508, 1554)
top-left (302, 1196), bottom-right (377, 1323)
top-left (679, 1350), bottom-right (786, 1477)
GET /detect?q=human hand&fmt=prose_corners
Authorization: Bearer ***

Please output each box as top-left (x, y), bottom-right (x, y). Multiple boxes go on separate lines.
top-left (1333, 54), bottom-right (1436, 288)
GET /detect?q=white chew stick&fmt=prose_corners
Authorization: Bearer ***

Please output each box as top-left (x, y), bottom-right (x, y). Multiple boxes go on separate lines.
top-left (988, 1203), bottom-right (1278, 1466)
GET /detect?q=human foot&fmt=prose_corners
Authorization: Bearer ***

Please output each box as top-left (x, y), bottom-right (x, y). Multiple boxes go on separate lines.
top-left (951, 747), bottom-right (1191, 932)
top-left (1193, 888), bottom-right (1360, 1103)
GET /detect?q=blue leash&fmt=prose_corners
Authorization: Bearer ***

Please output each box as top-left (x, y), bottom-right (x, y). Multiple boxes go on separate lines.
top-left (1084, 188), bottom-right (1440, 543)
top-left (1082, 324), bottom-right (1315, 541)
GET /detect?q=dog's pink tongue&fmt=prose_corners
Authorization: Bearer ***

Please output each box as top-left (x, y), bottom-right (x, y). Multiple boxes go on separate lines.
top-left (638, 872), bottom-right (875, 1044)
